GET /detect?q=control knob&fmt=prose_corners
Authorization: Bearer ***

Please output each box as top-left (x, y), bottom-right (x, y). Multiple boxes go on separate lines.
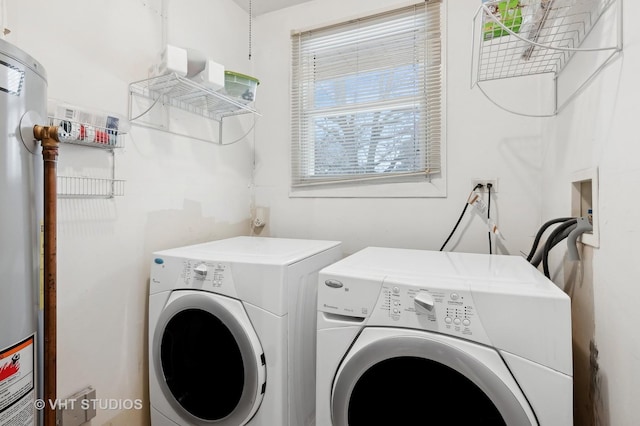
top-left (194, 263), bottom-right (208, 278)
top-left (414, 291), bottom-right (435, 312)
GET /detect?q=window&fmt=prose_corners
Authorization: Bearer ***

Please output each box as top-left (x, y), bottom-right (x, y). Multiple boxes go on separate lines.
top-left (291, 1), bottom-right (443, 194)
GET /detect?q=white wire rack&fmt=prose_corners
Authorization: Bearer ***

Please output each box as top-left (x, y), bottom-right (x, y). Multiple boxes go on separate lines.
top-left (48, 117), bottom-right (126, 198)
top-left (49, 117), bottom-right (126, 149)
top-left (471, 0), bottom-right (622, 116)
top-left (57, 176), bottom-right (125, 199)
top-left (128, 73), bottom-right (260, 143)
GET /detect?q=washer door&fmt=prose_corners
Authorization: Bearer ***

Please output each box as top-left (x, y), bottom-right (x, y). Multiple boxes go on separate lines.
top-left (153, 290), bottom-right (266, 425)
top-left (331, 328), bottom-right (537, 426)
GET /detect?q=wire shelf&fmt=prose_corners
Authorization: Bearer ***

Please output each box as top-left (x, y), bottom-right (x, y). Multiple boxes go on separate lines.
top-left (48, 117), bottom-right (125, 149)
top-left (129, 73), bottom-right (258, 122)
top-left (471, 0), bottom-right (621, 115)
top-left (49, 114), bottom-right (126, 198)
top-left (474, 0), bottom-right (616, 82)
top-left (57, 176), bottom-right (125, 199)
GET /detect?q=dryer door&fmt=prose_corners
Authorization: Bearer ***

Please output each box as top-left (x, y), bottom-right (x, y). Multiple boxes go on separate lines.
top-left (331, 327), bottom-right (537, 426)
top-left (153, 290), bottom-right (266, 425)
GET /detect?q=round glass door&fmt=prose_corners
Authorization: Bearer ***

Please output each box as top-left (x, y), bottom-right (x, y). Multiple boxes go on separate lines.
top-left (161, 308), bottom-right (245, 420)
top-left (154, 291), bottom-right (265, 425)
top-left (347, 356), bottom-right (505, 425)
top-left (331, 330), bottom-right (534, 426)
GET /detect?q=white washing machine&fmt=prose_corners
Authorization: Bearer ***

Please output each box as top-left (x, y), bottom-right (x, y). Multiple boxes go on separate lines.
top-left (316, 247), bottom-right (573, 426)
top-left (149, 236), bottom-right (342, 426)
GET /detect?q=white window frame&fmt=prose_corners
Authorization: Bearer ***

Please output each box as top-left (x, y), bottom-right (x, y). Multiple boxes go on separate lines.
top-left (290, 1), bottom-right (446, 198)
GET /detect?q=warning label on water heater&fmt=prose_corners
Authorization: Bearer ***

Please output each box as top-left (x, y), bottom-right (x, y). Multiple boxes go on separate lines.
top-left (0, 335), bottom-right (35, 424)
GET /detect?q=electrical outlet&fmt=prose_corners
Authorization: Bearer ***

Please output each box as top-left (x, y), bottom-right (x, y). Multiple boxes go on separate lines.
top-left (471, 179), bottom-right (498, 193)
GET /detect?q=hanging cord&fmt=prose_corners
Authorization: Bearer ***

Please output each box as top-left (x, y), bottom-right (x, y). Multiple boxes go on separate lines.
top-left (525, 217), bottom-right (575, 262)
top-left (542, 218), bottom-right (578, 279)
top-left (248, 0), bottom-right (252, 60)
top-left (487, 183), bottom-right (493, 254)
top-left (440, 184), bottom-right (483, 251)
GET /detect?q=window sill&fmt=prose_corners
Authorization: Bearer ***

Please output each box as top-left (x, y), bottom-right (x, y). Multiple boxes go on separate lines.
top-left (288, 177), bottom-right (446, 198)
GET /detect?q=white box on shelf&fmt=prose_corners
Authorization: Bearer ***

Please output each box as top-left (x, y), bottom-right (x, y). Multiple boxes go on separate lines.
top-left (150, 44), bottom-right (188, 77)
top-left (191, 60), bottom-right (225, 91)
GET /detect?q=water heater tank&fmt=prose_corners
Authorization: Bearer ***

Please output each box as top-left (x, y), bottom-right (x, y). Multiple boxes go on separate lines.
top-left (0, 38), bottom-right (47, 425)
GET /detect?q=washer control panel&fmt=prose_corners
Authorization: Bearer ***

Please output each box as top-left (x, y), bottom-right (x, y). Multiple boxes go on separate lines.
top-left (369, 278), bottom-right (490, 345)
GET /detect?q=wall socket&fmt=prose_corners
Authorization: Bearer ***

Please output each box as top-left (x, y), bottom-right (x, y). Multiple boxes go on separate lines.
top-left (471, 179), bottom-right (498, 193)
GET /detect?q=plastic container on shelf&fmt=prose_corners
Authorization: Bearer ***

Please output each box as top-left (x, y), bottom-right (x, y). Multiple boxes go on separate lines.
top-left (224, 71), bottom-right (259, 103)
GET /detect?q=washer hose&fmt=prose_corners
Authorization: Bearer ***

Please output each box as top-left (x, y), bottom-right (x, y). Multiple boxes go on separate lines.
top-left (542, 219), bottom-right (578, 278)
top-left (530, 224), bottom-right (576, 267)
top-left (567, 216), bottom-right (593, 261)
top-left (526, 217), bottom-right (575, 261)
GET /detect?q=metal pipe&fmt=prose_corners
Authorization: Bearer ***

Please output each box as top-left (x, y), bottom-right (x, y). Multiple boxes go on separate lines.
top-left (33, 125), bottom-right (60, 426)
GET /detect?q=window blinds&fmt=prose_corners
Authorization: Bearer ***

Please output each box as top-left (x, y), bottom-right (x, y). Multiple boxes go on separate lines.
top-left (291, 1), bottom-right (442, 187)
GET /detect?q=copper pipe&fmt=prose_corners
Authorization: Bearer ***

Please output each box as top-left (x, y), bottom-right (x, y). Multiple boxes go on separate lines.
top-left (33, 125), bottom-right (59, 426)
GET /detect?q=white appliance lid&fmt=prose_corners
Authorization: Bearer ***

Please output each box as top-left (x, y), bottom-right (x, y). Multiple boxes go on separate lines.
top-left (322, 247), bottom-right (563, 297)
top-left (154, 236), bottom-right (341, 265)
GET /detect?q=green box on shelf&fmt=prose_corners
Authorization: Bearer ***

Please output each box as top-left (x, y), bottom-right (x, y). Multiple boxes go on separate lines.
top-left (483, 0), bottom-right (523, 40)
top-left (224, 71), bottom-right (259, 104)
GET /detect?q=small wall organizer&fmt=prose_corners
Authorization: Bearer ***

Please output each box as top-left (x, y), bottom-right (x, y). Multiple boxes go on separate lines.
top-left (471, 0), bottom-right (622, 116)
top-left (49, 108), bottom-right (127, 198)
top-left (128, 73), bottom-right (259, 144)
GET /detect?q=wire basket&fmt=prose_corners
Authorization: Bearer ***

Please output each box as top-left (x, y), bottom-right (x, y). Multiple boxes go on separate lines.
top-left (57, 176), bottom-right (125, 199)
top-left (474, 0), bottom-right (616, 82)
top-left (49, 117), bottom-right (125, 149)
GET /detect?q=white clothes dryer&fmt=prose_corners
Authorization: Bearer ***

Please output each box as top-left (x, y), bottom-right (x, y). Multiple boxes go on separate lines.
top-left (149, 236), bottom-right (341, 426)
top-left (316, 247), bottom-right (573, 426)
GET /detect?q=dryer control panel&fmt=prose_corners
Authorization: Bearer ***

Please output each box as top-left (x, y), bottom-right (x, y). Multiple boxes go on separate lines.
top-left (150, 256), bottom-right (238, 299)
top-left (178, 260), bottom-right (237, 297)
top-left (368, 277), bottom-right (492, 346)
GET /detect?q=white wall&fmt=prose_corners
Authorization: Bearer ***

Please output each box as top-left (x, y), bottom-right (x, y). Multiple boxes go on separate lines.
top-left (7, 0), bottom-right (636, 424)
top-left (4, 0), bottom-right (254, 424)
top-left (251, 1), bottom-right (638, 423)
top-left (539, 1), bottom-right (639, 424)
top-left (251, 0), bottom-right (546, 256)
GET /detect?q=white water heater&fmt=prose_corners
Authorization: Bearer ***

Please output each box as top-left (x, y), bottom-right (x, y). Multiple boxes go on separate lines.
top-left (0, 39), bottom-right (47, 426)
